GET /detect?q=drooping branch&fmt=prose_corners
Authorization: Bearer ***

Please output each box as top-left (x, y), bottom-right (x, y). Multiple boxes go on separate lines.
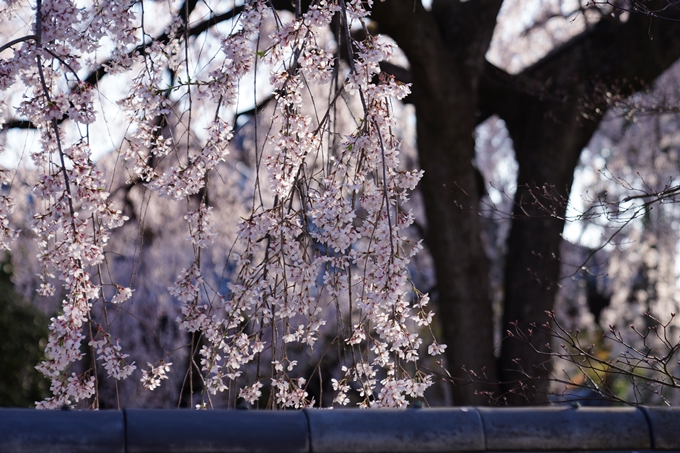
top-left (3, 2), bottom-right (244, 131)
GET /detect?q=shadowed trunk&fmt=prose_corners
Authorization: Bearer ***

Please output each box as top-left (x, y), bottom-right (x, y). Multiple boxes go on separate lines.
top-left (373, 0), bottom-right (680, 405)
top-left (373, 0), bottom-right (502, 405)
top-left (496, 8), bottom-right (680, 403)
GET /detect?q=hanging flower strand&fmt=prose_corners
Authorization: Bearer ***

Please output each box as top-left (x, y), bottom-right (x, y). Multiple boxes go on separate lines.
top-left (0, 0), bottom-right (445, 409)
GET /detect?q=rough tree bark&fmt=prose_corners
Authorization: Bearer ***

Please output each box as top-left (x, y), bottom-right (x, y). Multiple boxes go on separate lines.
top-left (372, 0), bottom-right (503, 405)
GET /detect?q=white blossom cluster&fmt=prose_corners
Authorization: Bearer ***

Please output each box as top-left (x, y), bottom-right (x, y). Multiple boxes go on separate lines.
top-left (89, 334), bottom-right (137, 380)
top-left (0, 0), bottom-right (445, 409)
top-left (141, 361), bottom-right (172, 391)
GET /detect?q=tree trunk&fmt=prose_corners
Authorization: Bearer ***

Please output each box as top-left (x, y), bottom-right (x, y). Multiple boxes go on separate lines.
top-left (414, 74), bottom-right (497, 405)
top-left (497, 8), bottom-right (680, 403)
top-left (373, 0), bottom-right (502, 405)
top-left (500, 99), bottom-right (601, 403)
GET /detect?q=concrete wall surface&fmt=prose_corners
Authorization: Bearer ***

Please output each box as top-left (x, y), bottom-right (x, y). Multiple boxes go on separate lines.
top-left (0, 406), bottom-right (678, 453)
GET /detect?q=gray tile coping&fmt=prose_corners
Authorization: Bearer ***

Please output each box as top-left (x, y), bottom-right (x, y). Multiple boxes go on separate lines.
top-left (305, 407), bottom-right (484, 452)
top-left (639, 407), bottom-right (680, 450)
top-left (125, 408), bottom-right (309, 453)
top-left (477, 406), bottom-right (651, 452)
top-left (0, 408), bottom-right (124, 453)
top-left (0, 407), bottom-right (677, 452)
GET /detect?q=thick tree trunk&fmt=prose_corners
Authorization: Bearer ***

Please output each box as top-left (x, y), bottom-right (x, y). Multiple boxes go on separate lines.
top-left (373, 0), bottom-right (502, 405)
top-left (496, 8), bottom-right (680, 403)
top-left (500, 100), bottom-right (601, 403)
top-left (414, 77), bottom-right (497, 405)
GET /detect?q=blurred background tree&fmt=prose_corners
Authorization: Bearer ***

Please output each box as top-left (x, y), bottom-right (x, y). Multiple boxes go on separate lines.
top-left (369, 0), bottom-right (680, 404)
